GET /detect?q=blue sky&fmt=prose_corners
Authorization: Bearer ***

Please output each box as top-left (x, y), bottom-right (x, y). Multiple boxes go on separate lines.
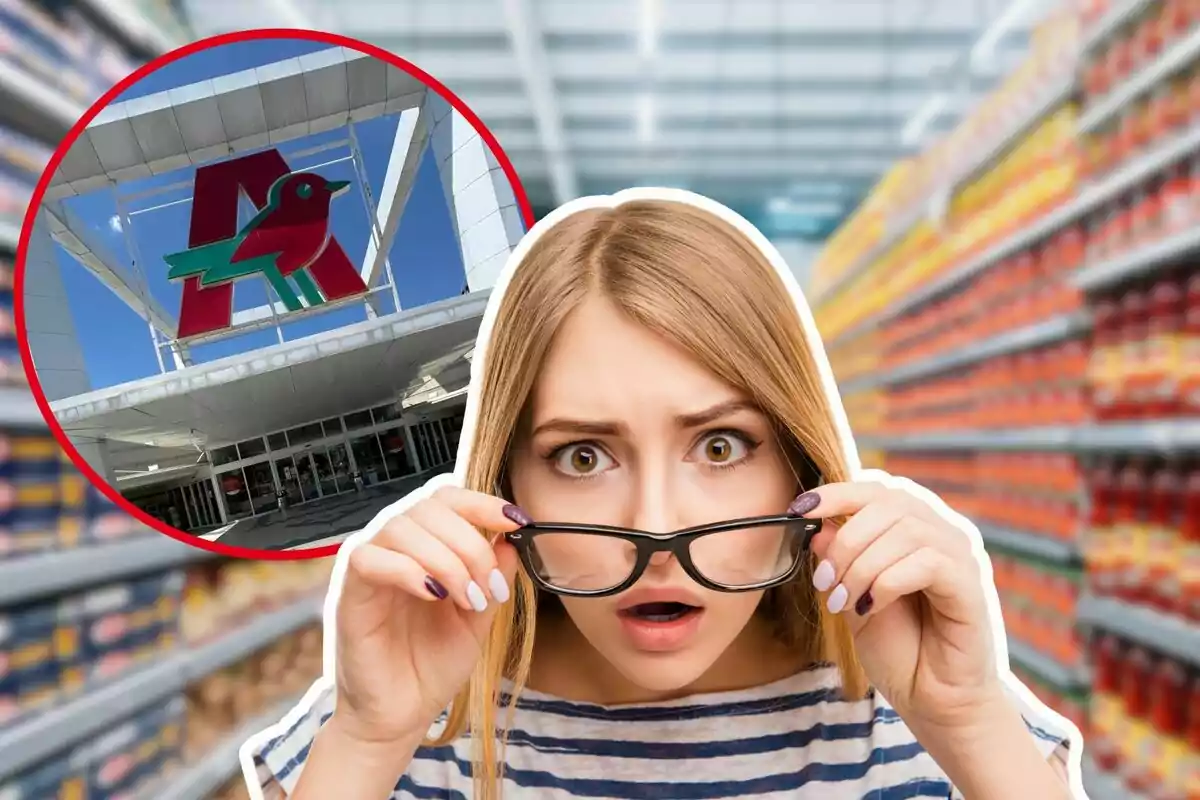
top-left (57, 39), bottom-right (480, 389)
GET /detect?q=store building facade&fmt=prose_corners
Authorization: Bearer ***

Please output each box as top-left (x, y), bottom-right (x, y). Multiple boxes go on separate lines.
top-left (26, 48), bottom-right (523, 540)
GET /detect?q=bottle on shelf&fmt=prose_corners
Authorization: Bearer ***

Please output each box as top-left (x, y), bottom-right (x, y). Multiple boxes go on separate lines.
top-left (1114, 459), bottom-right (1150, 603)
top-left (1182, 465), bottom-right (1200, 623)
top-left (1148, 462), bottom-right (1183, 611)
top-left (1149, 275), bottom-right (1186, 417)
top-left (1122, 646), bottom-right (1156, 792)
top-left (1119, 286), bottom-right (1151, 420)
top-left (1087, 459), bottom-right (1117, 595)
top-left (1091, 296), bottom-right (1122, 421)
top-left (1184, 272), bottom-right (1200, 417)
top-left (1150, 656), bottom-right (1189, 800)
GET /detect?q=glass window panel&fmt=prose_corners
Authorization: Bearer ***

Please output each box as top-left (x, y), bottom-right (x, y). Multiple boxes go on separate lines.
top-left (350, 435), bottom-right (387, 486)
top-left (322, 417), bottom-right (343, 437)
top-left (267, 432), bottom-right (288, 451)
top-left (372, 403), bottom-right (403, 424)
top-left (237, 438), bottom-right (267, 459)
top-left (218, 468), bottom-right (252, 520)
top-left (210, 445), bottom-right (239, 467)
top-left (345, 410), bottom-right (373, 430)
top-left (379, 427), bottom-right (415, 480)
top-left (287, 423), bottom-right (324, 446)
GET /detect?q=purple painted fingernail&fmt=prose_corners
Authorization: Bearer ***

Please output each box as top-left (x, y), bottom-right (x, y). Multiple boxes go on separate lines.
top-left (855, 591), bottom-right (874, 617)
top-left (787, 491), bottom-right (821, 517)
top-left (503, 504), bottom-right (533, 527)
top-left (424, 576), bottom-right (449, 600)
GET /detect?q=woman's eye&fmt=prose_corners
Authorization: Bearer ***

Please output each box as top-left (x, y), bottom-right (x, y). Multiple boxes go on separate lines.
top-left (693, 433), bottom-right (750, 465)
top-left (554, 444), bottom-right (614, 477)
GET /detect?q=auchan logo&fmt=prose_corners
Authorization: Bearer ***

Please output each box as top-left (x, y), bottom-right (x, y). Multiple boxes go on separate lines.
top-left (164, 149), bottom-right (369, 339)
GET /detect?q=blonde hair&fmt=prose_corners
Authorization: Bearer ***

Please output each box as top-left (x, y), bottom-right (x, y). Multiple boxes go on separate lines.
top-left (435, 198), bottom-right (867, 798)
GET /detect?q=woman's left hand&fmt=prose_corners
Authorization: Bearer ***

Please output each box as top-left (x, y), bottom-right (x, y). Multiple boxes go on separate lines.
top-left (793, 478), bottom-right (1005, 733)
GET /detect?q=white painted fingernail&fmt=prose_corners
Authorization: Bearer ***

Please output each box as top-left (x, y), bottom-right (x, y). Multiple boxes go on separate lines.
top-left (827, 584), bottom-right (848, 614)
top-left (488, 569), bottom-right (510, 603)
top-left (813, 560), bottom-right (835, 592)
top-left (466, 581), bottom-right (488, 612)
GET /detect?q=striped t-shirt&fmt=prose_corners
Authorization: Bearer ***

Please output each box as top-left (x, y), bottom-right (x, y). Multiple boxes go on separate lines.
top-left (253, 663), bottom-right (1070, 799)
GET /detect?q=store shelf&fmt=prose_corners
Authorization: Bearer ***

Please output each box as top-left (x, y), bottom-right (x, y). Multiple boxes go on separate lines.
top-left (1083, 757), bottom-right (1145, 800)
top-left (0, 598), bottom-right (322, 780)
top-left (0, 61), bottom-right (85, 140)
top-left (948, 77), bottom-right (1077, 196)
top-left (0, 535), bottom-right (219, 606)
top-left (832, 120), bottom-right (1200, 347)
top-left (1080, 0), bottom-right (1154, 54)
top-left (979, 525), bottom-right (1080, 565)
top-left (859, 418), bottom-right (1200, 453)
top-left (817, 80), bottom-right (1075, 311)
top-left (0, 387), bottom-right (46, 427)
top-left (1079, 24), bottom-right (1200, 134)
top-left (1072, 223), bottom-right (1200, 292)
top-left (840, 313), bottom-right (1091, 394)
top-left (1078, 594), bottom-right (1200, 667)
top-left (137, 694), bottom-right (304, 800)
top-left (1008, 638), bottom-right (1091, 690)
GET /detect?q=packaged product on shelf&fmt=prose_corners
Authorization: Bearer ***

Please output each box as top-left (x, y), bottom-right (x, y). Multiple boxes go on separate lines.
top-left (84, 483), bottom-right (146, 543)
top-left (0, 431), bottom-right (66, 558)
top-left (58, 570), bottom-right (184, 688)
top-left (1147, 462), bottom-right (1183, 611)
top-left (1181, 465), bottom-right (1200, 622)
top-left (0, 754), bottom-right (84, 799)
top-left (1185, 271), bottom-right (1200, 417)
top-left (75, 696), bottom-right (186, 800)
top-left (1120, 645), bottom-right (1154, 789)
top-left (1150, 655), bottom-right (1189, 796)
top-left (1090, 634), bottom-right (1123, 772)
top-left (0, 597), bottom-right (61, 727)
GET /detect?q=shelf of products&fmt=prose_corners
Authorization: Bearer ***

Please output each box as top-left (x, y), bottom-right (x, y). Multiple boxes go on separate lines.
top-left (819, 4), bottom-right (1200, 798)
top-left (0, 554), bottom-right (330, 792)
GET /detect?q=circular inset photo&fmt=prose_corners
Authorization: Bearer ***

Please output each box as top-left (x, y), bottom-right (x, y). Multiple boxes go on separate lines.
top-left (17, 29), bottom-right (533, 560)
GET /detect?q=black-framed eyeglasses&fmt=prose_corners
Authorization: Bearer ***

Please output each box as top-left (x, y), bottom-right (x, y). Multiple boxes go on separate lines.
top-left (504, 514), bottom-right (821, 597)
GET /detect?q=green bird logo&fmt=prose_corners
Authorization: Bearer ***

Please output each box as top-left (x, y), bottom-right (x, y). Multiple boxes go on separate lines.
top-left (164, 171), bottom-right (353, 312)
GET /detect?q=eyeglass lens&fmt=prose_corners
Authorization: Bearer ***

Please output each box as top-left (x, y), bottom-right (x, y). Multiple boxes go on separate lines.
top-left (527, 521), bottom-right (807, 592)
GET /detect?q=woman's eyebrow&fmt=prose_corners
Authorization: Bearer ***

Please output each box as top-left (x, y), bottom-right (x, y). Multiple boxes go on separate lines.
top-left (531, 418), bottom-right (624, 437)
top-left (530, 400), bottom-right (758, 438)
top-left (675, 400), bottom-right (759, 429)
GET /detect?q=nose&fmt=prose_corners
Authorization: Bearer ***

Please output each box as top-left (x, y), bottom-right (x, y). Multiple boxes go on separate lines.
top-left (626, 462), bottom-right (681, 569)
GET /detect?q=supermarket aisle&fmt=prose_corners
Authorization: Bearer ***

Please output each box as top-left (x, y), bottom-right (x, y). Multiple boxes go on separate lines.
top-left (812, 2), bottom-right (1200, 798)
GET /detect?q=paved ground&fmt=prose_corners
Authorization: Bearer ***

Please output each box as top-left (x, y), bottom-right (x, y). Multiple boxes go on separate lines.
top-left (212, 464), bottom-right (455, 550)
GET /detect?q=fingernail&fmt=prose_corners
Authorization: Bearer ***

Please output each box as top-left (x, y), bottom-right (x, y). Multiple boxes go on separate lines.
top-left (488, 568), bottom-right (510, 603)
top-left (503, 504), bottom-right (533, 527)
top-left (466, 581), bottom-right (488, 612)
top-left (855, 591), bottom-right (874, 616)
top-left (813, 559), bottom-right (835, 592)
top-left (787, 491), bottom-right (821, 517)
top-left (827, 584), bottom-right (848, 614)
top-left (424, 576), bottom-right (448, 600)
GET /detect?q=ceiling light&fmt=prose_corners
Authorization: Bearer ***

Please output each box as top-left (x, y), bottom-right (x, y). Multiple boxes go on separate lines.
top-left (901, 93), bottom-right (948, 145)
top-left (639, 0), bottom-right (659, 57)
top-left (970, 0), bottom-right (1043, 69)
top-left (636, 94), bottom-right (656, 144)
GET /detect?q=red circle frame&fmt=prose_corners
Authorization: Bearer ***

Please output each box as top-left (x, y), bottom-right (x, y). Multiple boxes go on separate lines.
top-left (14, 27), bottom-right (536, 561)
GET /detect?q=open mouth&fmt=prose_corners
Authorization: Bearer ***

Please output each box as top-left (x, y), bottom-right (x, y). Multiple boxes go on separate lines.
top-left (619, 601), bottom-right (701, 623)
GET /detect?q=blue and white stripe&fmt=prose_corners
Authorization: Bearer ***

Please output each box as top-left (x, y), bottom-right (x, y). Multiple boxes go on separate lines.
top-left (254, 663), bottom-right (1069, 799)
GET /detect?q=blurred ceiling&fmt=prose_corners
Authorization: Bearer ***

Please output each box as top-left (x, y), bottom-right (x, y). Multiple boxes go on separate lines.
top-left (183, 0), bottom-right (1044, 234)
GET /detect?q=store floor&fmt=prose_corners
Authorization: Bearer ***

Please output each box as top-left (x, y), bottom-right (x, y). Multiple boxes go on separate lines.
top-left (212, 463), bottom-right (456, 550)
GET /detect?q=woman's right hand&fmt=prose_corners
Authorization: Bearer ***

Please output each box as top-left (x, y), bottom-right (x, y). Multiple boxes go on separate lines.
top-left (329, 485), bottom-right (527, 747)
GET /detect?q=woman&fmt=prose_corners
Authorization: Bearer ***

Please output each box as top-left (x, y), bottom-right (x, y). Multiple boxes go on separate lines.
top-left (248, 191), bottom-right (1077, 799)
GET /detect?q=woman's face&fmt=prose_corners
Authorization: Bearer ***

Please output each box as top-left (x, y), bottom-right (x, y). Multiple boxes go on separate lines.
top-left (507, 294), bottom-right (799, 692)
